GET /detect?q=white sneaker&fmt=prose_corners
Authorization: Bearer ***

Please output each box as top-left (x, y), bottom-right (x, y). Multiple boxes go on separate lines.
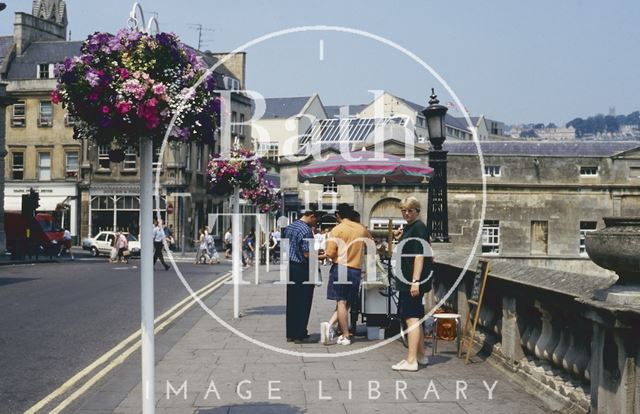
top-left (392, 359), bottom-right (418, 372)
top-left (417, 355), bottom-right (429, 366)
top-left (336, 335), bottom-right (351, 346)
top-left (320, 322), bottom-right (329, 345)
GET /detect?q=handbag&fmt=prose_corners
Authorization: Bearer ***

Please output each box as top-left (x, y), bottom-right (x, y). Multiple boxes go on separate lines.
top-left (123, 249), bottom-right (131, 257)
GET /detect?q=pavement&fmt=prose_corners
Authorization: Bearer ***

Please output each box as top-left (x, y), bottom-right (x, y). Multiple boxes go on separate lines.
top-left (0, 246), bottom-right (207, 265)
top-left (59, 265), bottom-right (552, 414)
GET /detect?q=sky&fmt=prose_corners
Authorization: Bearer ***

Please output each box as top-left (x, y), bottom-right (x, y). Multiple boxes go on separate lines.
top-left (1, 0), bottom-right (639, 125)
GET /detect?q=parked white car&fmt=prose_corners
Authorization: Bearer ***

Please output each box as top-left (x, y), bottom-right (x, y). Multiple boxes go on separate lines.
top-left (83, 231), bottom-right (141, 257)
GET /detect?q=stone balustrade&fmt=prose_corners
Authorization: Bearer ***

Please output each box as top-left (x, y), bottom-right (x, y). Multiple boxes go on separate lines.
top-left (428, 248), bottom-right (621, 413)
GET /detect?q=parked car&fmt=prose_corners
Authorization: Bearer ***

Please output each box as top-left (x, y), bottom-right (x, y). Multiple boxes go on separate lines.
top-left (83, 231), bottom-right (141, 257)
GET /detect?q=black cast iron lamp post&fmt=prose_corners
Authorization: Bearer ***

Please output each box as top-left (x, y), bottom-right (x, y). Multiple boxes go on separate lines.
top-left (422, 88), bottom-right (449, 242)
top-left (0, 3), bottom-right (7, 12)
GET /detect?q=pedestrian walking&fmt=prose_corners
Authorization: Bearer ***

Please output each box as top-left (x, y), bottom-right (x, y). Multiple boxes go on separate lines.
top-left (153, 219), bottom-right (170, 271)
top-left (109, 233), bottom-right (118, 263)
top-left (242, 229), bottom-right (255, 267)
top-left (391, 197), bottom-right (433, 372)
top-left (205, 229), bottom-right (220, 264)
top-left (116, 232), bottom-right (129, 264)
top-left (285, 206), bottom-right (323, 343)
top-left (195, 228), bottom-right (208, 264)
top-left (57, 228), bottom-right (74, 260)
top-left (224, 227), bottom-right (232, 259)
top-left (319, 204), bottom-right (369, 346)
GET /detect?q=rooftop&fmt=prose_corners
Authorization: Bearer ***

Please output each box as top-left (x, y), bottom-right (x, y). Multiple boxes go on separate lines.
top-left (6, 40), bottom-right (82, 80)
top-left (259, 96), bottom-right (312, 119)
top-left (443, 140), bottom-right (640, 157)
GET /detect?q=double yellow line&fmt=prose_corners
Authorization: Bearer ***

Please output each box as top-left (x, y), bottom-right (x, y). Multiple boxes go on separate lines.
top-left (26, 271), bottom-right (232, 414)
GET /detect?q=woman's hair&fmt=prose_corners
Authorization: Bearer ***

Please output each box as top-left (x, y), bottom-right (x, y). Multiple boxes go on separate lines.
top-left (399, 196), bottom-right (421, 212)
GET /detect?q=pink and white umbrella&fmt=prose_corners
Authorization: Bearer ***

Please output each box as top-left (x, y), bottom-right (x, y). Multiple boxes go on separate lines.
top-left (298, 151), bottom-right (434, 185)
top-left (299, 151), bottom-right (433, 218)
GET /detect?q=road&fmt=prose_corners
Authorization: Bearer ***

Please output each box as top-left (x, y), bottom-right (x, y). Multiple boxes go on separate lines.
top-left (0, 253), bottom-right (230, 414)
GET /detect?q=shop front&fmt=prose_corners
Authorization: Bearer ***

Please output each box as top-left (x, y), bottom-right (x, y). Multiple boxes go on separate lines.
top-left (4, 182), bottom-right (79, 238)
top-left (88, 185), bottom-right (166, 238)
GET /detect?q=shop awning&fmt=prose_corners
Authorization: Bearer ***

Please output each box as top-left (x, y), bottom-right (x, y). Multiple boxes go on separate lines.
top-left (3, 196), bottom-right (70, 212)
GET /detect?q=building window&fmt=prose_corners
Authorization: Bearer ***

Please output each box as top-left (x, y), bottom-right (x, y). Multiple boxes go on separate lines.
top-left (98, 145), bottom-right (110, 169)
top-left (37, 63), bottom-right (53, 79)
top-left (416, 116), bottom-right (426, 127)
top-left (484, 166), bottom-right (501, 177)
top-left (223, 76), bottom-right (240, 91)
top-left (123, 147), bottom-right (137, 170)
top-left (481, 220), bottom-right (500, 254)
top-left (239, 113), bottom-right (245, 136)
top-left (12, 102), bottom-right (26, 127)
top-left (630, 167), bottom-right (640, 178)
top-left (580, 166), bottom-right (598, 176)
top-left (579, 221), bottom-right (598, 256)
top-left (196, 145), bottom-right (203, 171)
top-left (185, 145), bottom-right (192, 170)
top-left (258, 141), bottom-right (279, 160)
top-left (38, 152), bottom-right (51, 181)
top-left (65, 151), bottom-right (79, 177)
top-left (12, 152), bottom-right (24, 180)
top-left (39, 101), bottom-right (53, 127)
top-left (153, 146), bottom-right (162, 169)
top-left (323, 179), bottom-right (338, 194)
top-left (65, 113), bottom-right (78, 127)
top-left (530, 221), bottom-right (548, 255)
top-left (231, 111), bottom-right (237, 134)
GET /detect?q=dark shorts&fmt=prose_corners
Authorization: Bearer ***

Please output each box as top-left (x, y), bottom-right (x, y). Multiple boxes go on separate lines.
top-left (398, 290), bottom-right (425, 319)
top-left (327, 264), bottom-right (361, 304)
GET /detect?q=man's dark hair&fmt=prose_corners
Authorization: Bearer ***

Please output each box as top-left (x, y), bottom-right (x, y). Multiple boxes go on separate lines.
top-left (336, 203), bottom-right (354, 219)
top-left (303, 202), bottom-right (324, 218)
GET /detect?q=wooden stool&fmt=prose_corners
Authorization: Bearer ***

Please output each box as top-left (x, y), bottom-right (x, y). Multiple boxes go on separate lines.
top-left (432, 313), bottom-right (462, 355)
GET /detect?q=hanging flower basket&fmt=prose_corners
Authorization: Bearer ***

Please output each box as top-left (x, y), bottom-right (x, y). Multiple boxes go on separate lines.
top-left (207, 148), bottom-right (266, 195)
top-left (207, 147), bottom-right (279, 212)
top-left (241, 178), bottom-right (281, 213)
top-left (52, 29), bottom-right (219, 149)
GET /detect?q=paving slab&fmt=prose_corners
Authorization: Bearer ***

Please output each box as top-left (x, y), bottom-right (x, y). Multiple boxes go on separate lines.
top-left (69, 265), bottom-right (552, 414)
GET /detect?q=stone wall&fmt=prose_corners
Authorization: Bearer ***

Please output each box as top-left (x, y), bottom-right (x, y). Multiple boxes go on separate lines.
top-left (430, 248), bottom-right (620, 413)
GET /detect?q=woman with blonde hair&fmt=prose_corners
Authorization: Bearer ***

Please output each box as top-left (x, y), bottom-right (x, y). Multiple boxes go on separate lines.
top-left (392, 196), bottom-right (433, 372)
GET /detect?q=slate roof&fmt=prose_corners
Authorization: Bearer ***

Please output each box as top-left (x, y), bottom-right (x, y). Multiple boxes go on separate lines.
top-left (443, 141), bottom-right (640, 157)
top-left (446, 115), bottom-right (471, 131)
top-left (324, 104), bottom-right (368, 118)
top-left (0, 36), bottom-right (13, 68)
top-left (396, 96), bottom-right (424, 113)
top-left (6, 40), bottom-right (82, 80)
top-left (261, 96), bottom-right (311, 119)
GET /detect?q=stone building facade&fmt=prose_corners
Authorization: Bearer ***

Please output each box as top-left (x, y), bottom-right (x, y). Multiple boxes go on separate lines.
top-left (1, 2), bottom-right (253, 248)
top-left (2, 2), bottom-right (81, 240)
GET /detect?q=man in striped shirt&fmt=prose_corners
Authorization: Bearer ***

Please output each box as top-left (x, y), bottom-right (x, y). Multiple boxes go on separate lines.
top-left (285, 207), bottom-right (323, 343)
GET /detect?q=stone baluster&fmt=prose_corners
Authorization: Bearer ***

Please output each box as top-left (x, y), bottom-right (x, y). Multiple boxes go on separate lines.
top-left (534, 301), bottom-right (560, 362)
top-left (526, 322), bottom-right (542, 355)
top-left (494, 313), bottom-right (503, 338)
top-left (562, 331), bottom-right (580, 377)
top-left (551, 324), bottom-right (571, 368)
top-left (501, 296), bottom-right (525, 365)
top-left (572, 325), bottom-right (591, 380)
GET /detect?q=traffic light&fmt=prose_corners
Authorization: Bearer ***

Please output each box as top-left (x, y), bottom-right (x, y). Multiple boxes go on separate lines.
top-left (29, 188), bottom-right (40, 211)
top-left (21, 194), bottom-right (32, 216)
top-left (21, 188), bottom-right (40, 217)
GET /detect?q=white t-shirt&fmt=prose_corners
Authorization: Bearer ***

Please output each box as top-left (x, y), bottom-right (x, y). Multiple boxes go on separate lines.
top-left (224, 231), bottom-right (232, 244)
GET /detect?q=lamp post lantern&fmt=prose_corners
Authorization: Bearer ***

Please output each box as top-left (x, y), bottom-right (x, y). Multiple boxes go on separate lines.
top-left (422, 88), bottom-right (450, 242)
top-left (0, 3), bottom-right (6, 12)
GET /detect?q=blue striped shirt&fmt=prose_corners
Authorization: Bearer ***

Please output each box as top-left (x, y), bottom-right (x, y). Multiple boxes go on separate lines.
top-left (284, 219), bottom-right (313, 264)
